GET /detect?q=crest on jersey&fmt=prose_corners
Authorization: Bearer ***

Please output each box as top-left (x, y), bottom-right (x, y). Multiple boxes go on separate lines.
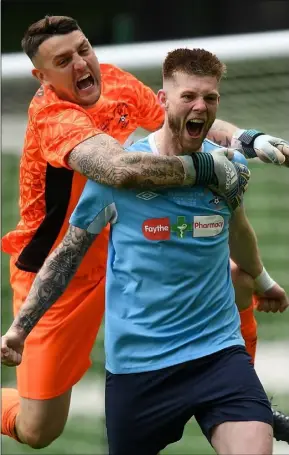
top-left (114, 102), bottom-right (129, 128)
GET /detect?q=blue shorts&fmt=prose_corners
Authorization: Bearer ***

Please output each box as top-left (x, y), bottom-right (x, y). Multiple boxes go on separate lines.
top-left (105, 346), bottom-right (273, 455)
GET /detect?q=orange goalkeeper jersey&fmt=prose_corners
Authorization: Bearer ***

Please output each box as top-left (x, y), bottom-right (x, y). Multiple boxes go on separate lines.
top-left (2, 64), bottom-right (164, 278)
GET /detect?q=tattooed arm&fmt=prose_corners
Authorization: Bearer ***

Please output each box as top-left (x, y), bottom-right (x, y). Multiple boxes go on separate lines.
top-left (208, 119), bottom-right (241, 148)
top-left (10, 226), bottom-right (96, 339)
top-left (208, 119), bottom-right (288, 164)
top-left (68, 133), bottom-right (186, 189)
top-left (67, 133), bottom-right (249, 206)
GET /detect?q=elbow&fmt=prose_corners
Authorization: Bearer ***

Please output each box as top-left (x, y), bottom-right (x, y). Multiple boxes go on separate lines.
top-left (108, 160), bottom-right (135, 189)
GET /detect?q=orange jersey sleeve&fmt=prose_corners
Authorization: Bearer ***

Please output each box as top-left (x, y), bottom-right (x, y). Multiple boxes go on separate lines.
top-left (33, 102), bottom-right (102, 168)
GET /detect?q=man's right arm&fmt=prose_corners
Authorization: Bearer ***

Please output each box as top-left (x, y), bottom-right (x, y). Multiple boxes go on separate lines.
top-left (68, 135), bottom-right (250, 212)
top-left (35, 105), bottom-right (247, 205)
top-left (67, 133), bottom-right (187, 188)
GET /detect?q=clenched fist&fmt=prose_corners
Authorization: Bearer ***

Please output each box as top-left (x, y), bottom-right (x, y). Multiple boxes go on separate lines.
top-left (1, 329), bottom-right (24, 367)
top-left (255, 283), bottom-right (289, 313)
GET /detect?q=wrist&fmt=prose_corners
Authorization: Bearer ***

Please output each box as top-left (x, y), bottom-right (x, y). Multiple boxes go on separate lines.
top-left (234, 129), bottom-right (264, 159)
top-left (10, 322), bottom-right (28, 340)
top-left (191, 152), bottom-right (216, 186)
top-left (254, 266), bottom-right (276, 293)
top-left (177, 155), bottom-right (197, 185)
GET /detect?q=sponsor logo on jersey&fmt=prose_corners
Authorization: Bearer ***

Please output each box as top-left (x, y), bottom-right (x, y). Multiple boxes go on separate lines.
top-left (171, 216), bottom-right (193, 238)
top-left (193, 215), bottom-right (224, 237)
top-left (142, 217), bottom-right (170, 240)
top-left (143, 214), bottom-right (225, 240)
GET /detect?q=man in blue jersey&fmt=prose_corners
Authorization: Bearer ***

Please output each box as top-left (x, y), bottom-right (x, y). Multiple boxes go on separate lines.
top-left (1, 48), bottom-right (288, 454)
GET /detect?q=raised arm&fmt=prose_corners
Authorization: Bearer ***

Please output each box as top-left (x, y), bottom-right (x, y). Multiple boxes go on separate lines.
top-left (208, 119), bottom-right (289, 165)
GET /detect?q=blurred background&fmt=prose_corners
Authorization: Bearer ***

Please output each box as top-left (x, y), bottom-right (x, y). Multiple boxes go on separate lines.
top-left (2, 0), bottom-right (289, 453)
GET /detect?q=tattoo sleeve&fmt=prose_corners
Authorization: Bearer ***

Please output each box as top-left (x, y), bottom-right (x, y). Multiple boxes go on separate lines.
top-left (12, 226), bottom-right (96, 337)
top-left (68, 133), bottom-right (186, 188)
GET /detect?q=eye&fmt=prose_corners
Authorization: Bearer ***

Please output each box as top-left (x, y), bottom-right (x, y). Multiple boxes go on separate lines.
top-left (205, 95), bottom-right (218, 103)
top-left (182, 94), bottom-right (193, 101)
top-left (79, 47), bottom-right (90, 55)
top-left (58, 57), bottom-right (70, 67)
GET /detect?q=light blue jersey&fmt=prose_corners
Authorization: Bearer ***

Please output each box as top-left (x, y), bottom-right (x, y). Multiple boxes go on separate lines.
top-left (70, 134), bottom-right (247, 374)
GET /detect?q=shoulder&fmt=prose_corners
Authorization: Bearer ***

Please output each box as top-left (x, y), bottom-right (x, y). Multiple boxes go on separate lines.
top-left (29, 85), bottom-right (59, 115)
top-left (100, 63), bottom-right (146, 99)
top-left (30, 96), bottom-right (92, 127)
top-left (29, 85), bottom-right (86, 116)
top-left (100, 63), bottom-right (138, 83)
top-left (77, 179), bottom-right (114, 211)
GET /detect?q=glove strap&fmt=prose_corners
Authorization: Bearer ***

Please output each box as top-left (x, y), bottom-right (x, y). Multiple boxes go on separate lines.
top-left (236, 129), bottom-right (265, 159)
top-left (191, 152), bottom-right (216, 185)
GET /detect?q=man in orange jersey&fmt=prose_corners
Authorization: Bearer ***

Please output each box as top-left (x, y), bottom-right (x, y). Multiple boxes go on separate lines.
top-left (1, 15), bottom-right (289, 449)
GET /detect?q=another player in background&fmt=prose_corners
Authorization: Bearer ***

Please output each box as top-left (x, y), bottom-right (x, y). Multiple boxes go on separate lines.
top-left (1, 15), bottom-right (289, 449)
top-left (2, 48), bottom-right (288, 454)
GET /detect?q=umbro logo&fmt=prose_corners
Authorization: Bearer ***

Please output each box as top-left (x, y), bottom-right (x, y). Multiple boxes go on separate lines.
top-left (136, 191), bottom-right (159, 201)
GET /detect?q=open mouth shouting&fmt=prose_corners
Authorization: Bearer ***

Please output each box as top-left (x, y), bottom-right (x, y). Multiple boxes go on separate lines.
top-left (186, 118), bottom-right (205, 138)
top-left (76, 72), bottom-right (95, 94)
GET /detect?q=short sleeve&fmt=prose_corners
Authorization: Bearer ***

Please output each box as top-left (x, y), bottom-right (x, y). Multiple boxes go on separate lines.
top-left (70, 181), bottom-right (117, 234)
top-left (33, 102), bottom-right (102, 168)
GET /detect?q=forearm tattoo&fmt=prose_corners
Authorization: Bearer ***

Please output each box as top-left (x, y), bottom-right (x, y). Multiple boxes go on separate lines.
top-left (68, 134), bottom-right (185, 188)
top-left (210, 135), bottom-right (231, 148)
top-left (13, 226), bottom-right (96, 336)
top-left (208, 122), bottom-right (242, 150)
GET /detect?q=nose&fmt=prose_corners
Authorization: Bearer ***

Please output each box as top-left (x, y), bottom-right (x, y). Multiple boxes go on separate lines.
top-left (192, 96), bottom-right (207, 112)
top-left (73, 55), bottom-right (87, 72)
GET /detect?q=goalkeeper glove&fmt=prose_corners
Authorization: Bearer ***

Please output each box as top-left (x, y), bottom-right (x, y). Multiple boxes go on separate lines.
top-left (234, 129), bottom-right (289, 165)
top-left (179, 148), bottom-right (250, 211)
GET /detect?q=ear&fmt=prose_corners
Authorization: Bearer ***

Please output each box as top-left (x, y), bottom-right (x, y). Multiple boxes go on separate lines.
top-left (157, 89), bottom-right (168, 110)
top-left (32, 68), bottom-right (48, 85)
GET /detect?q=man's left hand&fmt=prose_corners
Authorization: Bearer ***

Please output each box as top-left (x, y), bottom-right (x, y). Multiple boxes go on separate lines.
top-left (253, 135), bottom-right (289, 165)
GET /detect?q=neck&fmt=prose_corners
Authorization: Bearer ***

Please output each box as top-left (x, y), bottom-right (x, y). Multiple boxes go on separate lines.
top-left (154, 126), bottom-right (202, 156)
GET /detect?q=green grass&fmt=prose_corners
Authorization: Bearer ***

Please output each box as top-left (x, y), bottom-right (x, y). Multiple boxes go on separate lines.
top-left (1, 152), bottom-right (289, 454)
top-left (2, 416), bottom-right (108, 455)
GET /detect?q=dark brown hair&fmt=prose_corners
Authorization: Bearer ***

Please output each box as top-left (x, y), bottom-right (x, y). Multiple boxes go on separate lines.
top-left (21, 15), bottom-right (81, 60)
top-left (163, 48), bottom-right (226, 82)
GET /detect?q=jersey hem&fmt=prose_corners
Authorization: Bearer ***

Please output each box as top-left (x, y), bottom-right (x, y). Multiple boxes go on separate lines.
top-left (105, 339), bottom-right (245, 374)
